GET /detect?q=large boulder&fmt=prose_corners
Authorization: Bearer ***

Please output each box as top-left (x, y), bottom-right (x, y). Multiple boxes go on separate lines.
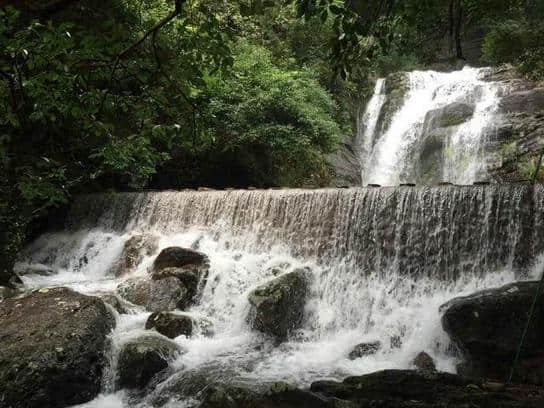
top-left (117, 276), bottom-right (190, 312)
top-left (117, 334), bottom-right (181, 389)
top-left (146, 311), bottom-right (193, 339)
top-left (150, 246), bottom-right (210, 308)
top-left (247, 269), bottom-right (312, 341)
top-left (148, 276), bottom-right (190, 312)
top-left (441, 281), bottom-right (544, 384)
top-left (432, 102), bottom-right (475, 128)
top-left (153, 246), bottom-right (209, 273)
top-left (0, 287), bottom-right (114, 408)
top-left (112, 234), bottom-right (158, 277)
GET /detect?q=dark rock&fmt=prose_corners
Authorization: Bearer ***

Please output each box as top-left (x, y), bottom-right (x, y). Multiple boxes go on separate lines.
top-left (500, 88), bottom-right (544, 114)
top-left (113, 234), bottom-right (158, 277)
top-left (428, 102), bottom-right (475, 128)
top-left (146, 311), bottom-right (193, 338)
top-left (153, 266), bottom-right (201, 296)
top-left (198, 382), bottom-right (331, 408)
top-left (117, 276), bottom-right (191, 312)
top-left (148, 276), bottom-right (189, 312)
top-left (117, 334), bottom-right (181, 389)
top-left (310, 369), bottom-right (544, 407)
top-left (0, 287), bottom-right (114, 408)
top-left (247, 269), bottom-right (312, 341)
top-left (348, 341), bottom-right (381, 360)
top-left (413, 351), bottom-right (436, 372)
top-left (441, 281), bottom-right (544, 384)
top-left (327, 141), bottom-right (362, 187)
top-left (153, 246), bottom-right (209, 272)
top-left (377, 72), bottom-right (410, 135)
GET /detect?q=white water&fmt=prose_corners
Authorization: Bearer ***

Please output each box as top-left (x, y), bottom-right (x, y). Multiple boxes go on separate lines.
top-left (361, 67), bottom-right (505, 185)
top-left (357, 78), bottom-right (386, 181)
top-left (16, 186), bottom-right (544, 407)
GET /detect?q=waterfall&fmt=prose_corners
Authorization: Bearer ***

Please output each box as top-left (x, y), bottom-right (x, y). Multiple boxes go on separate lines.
top-left (356, 79), bottom-right (386, 181)
top-left (360, 67), bottom-right (506, 186)
top-left (16, 185), bottom-right (544, 406)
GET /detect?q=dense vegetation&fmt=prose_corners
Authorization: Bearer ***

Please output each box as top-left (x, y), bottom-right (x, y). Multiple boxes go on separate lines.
top-left (1, 0), bottom-right (543, 285)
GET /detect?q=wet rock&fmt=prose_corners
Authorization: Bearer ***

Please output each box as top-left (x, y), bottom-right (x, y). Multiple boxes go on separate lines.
top-left (348, 341), bottom-right (381, 360)
top-left (247, 269), bottom-right (312, 341)
top-left (310, 369), bottom-right (544, 407)
top-left (500, 88), bottom-right (544, 114)
top-left (429, 102), bottom-right (475, 128)
top-left (153, 246), bottom-right (209, 272)
top-left (0, 287), bottom-right (114, 408)
top-left (117, 277), bottom-right (150, 306)
top-left (117, 334), bottom-right (181, 389)
top-left (146, 311), bottom-right (193, 338)
top-left (441, 281), bottom-right (544, 384)
top-left (413, 351), bottom-right (436, 372)
top-left (153, 266), bottom-right (201, 297)
top-left (197, 382), bottom-right (330, 408)
top-left (117, 276), bottom-right (190, 312)
top-left (113, 234), bottom-right (158, 277)
top-left (377, 72), bottom-right (410, 136)
top-left (148, 276), bottom-right (189, 312)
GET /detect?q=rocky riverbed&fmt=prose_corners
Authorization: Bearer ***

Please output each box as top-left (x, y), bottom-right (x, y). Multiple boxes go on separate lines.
top-left (2, 239), bottom-right (544, 407)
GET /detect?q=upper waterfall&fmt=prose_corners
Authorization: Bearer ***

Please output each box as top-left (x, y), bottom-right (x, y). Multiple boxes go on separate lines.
top-left (359, 67), bottom-right (507, 186)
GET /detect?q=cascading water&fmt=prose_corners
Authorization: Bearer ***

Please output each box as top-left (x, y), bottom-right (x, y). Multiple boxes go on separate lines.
top-left (361, 67), bottom-right (507, 186)
top-left (356, 78), bottom-right (386, 180)
top-left (16, 185), bottom-right (544, 407)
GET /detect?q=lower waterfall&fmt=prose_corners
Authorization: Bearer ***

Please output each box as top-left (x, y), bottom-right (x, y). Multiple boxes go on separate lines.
top-left (16, 186), bottom-right (544, 407)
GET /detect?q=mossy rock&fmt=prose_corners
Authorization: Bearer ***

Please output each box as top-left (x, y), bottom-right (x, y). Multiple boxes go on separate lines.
top-left (247, 268), bottom-right (312, 341)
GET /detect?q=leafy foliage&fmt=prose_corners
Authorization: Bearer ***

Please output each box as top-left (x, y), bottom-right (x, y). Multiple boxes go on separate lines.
top-left (203, 43), bottom-right (341, 186)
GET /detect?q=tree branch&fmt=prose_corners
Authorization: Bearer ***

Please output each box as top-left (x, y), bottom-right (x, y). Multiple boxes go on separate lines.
top-left (98, 0), bottom-right (187, 116)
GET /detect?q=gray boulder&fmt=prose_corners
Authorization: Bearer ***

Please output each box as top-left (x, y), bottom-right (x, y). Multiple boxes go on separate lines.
top-left (148, 276), bottom-right (190, 312)
top-left (153, 246), bottom-right (209, 273)
top-left (113, 234), bottom-right (158, 277)
top-left (0, 287), bottom-right (114, 408)
top-left (117, 276), bottom-right (190, 312)
top-left (248, 269), bottom-right (312, 341)
top-left (441, 281), bottom-right (544, 384)
top-left (146, 311), bottom-right (193, 339)
top-left (430, 102), bottom-right (475, 128)
top-left (117, 334), bottom-right (181, 389)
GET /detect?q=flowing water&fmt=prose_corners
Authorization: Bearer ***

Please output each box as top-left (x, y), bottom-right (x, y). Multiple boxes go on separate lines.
top-left (16, 185), bottom-right (544, 407)
top-left (360, 67), bottom-right (507, 185)
top-left (12, 66), bottom-right (538, 407)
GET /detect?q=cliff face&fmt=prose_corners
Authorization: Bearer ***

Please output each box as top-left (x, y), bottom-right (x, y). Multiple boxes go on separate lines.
top-left (485, 66), bottom-right (544, 182)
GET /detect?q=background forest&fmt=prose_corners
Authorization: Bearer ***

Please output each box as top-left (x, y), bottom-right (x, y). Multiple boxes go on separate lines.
top-left (1, 0), bottom-right (543, 285)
